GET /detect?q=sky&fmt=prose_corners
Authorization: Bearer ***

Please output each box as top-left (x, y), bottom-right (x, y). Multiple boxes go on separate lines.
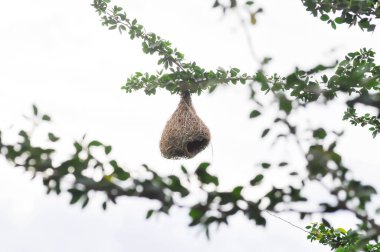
top-left (0, 0), bottom-right (380, 251)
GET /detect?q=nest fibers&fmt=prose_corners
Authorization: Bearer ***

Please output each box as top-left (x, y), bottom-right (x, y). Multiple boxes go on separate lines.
top-left (160, 92), bottom-right (211, 159)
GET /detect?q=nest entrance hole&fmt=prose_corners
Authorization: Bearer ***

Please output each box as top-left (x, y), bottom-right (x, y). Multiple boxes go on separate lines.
top-left (186, 137), bottom-right (209, 156)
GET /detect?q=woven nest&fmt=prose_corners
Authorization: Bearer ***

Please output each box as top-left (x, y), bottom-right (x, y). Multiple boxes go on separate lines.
top-left (160, 92), bottom-right (211, 159)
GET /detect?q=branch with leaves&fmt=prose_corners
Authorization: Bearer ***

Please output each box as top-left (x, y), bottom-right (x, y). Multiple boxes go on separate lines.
top-left (95, 1), bottom-right (379, 95)
top-left (93, 1), bottom-right (380, 138)
top-left (301, 0), bottom-right (380, 31)
top-left (2, 105), bottom-right (380, 244)
top-left (343, 107), bottom-right (380, 137)
top-left (306, 223), bottom-right (380, 252)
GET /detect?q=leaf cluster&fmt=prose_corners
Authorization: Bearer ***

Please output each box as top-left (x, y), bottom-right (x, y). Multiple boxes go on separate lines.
top-left (306, 223), bottom-right (380, 251)
top-left (302, 0), bottom-right (380, 31)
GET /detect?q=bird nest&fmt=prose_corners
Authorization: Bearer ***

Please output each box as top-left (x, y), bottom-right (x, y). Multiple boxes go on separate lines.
top-left (160, 92), bottom-right (211, 159)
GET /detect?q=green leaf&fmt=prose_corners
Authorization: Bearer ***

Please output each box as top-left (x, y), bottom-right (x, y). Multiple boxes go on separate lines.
top-left (48, 133), bottom-right (60, 142)
top-left (114, 167), bottom-right (130, 181)
top-left (320, 14), bottom-right (329, 21)
top-left (359, 19), bottom-right (370, 29)
top-left (68, 189), bottom-right (82, 204)
top-left (272, 82), bottom-right (283, 92)
top-left (118, 25), bottom-right (126, 33)
top-left (368, 24), bottom-right (376, 32)
top-left (278, 162), bottom-right (288, 167)
top-left (42, 114), bottom-right (51, 121)
top-left (198, 162), bottom-right (210, 170)
top-left (313, 128), bottom-right (327, 139)
top-left (88, 140), bottom-right (103, 147)
top-left (82, 197), bottom-right (90, 209)
top-left (335, 17), bottom-right (345, 24)
top-left (261, 163), bottom-right (271, 169)
top-left (250, 110), bottom-right (261, 118)
top-left (212, 0), bottom-right (219, 7)
top-left (105, 145), bottom-right (112, 155)
top-left (74, 142), bottom-right (82, 152)
top-left (189, 208), bottom-right (203, 219)
top-left (180, 165), bottom-right (188, 175)
top-left (195, 163), bottom-right (219, 186)
top-left (250, 174), bottom-right (264, 186)
top-left (337, 227), bottom-right (347, 234)
top-left (146, 209), bottom-right (154, 219)
top-left (261, 128), bottom-right (270, 138)
top-left (32, 104), bottom-right (38, 116)
top-left (232, 186), bottom-right (243, 199)
top-left (279, 96), bottom-right (292, 114)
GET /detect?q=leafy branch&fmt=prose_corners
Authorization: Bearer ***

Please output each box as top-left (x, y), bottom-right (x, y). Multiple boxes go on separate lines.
top-left (1, 107), bottom-right (380, 242)
top-left (254, 48), bottom-right (380, 102)
top-left (93, 1), bottom-right (380, 107)
top-left (343, 107), bottom-right (380, 137)
top-left (306, 223), bottom-right (380, 251)
top-left (301, 0), bottom-right (380, 32)
top-left (93, 0), bottom-right (237, 95)
top-left (250, 48), bottom-right (380, 137)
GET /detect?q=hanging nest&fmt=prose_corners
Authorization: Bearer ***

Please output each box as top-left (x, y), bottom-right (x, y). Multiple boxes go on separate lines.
top-left (160, 92), bottom-right (211, 159)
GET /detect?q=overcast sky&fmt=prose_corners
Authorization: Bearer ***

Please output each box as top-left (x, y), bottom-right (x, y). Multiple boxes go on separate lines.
top-left (1, 0), bottom-right (380, 251)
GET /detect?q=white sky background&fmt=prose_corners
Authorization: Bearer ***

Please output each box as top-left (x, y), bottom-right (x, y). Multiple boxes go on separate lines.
top-left (0, 0), bottom-right (380, 251)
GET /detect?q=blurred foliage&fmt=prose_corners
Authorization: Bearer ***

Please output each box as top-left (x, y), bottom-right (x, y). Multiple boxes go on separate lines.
top-left (211, 0), bottom-right (263, 26)
top-left (1, 104), bottom-right (380, 246)
top-left (1, 1), bottom-right (380, 251)
top-left (301, 0), bottom-right (380, 32)
top-left (211, 0), bottom-right (380, 31)
top-left (343, 107), bottom-right (380, 137)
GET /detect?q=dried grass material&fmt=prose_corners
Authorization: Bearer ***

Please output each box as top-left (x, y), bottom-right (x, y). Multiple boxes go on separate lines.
top-left (160, 93), bottom-right (211, 159)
